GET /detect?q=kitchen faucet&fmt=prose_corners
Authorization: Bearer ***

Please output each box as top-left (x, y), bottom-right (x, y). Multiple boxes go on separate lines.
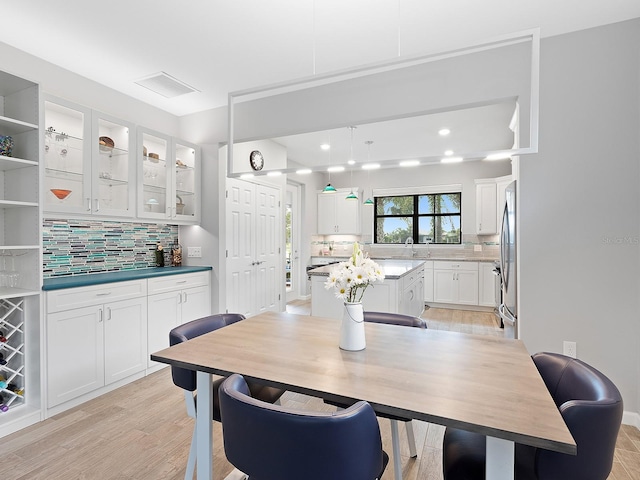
top-left (405, 237), bottom-right (415, 257)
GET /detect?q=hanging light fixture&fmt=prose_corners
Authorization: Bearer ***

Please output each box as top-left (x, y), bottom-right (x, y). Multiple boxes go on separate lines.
top-left (346, 126), bottom-right (358, 200)
top-left (322, 132), bottom-right (336, 193)
top-left (363, 140), bottom-right (374, 205)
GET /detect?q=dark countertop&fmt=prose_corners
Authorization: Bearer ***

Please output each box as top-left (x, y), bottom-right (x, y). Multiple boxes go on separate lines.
top-left (42, 266), bottom-right (213, 291)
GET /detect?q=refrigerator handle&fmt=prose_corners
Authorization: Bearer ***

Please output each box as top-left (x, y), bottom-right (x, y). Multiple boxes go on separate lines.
top-left (500, 202), bottom-right (509, 286)
top-left (498, 303), bottom-right (516, 325)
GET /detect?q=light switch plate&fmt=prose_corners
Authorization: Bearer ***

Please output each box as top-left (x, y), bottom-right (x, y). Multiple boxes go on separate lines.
top-left (187, 246), bottom-right (202, 258)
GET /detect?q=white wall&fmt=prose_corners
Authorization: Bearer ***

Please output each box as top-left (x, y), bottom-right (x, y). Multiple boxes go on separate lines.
top-left (324, 160), bottom-right (512, 238)
top-left (0, 42), bottom-right (178, 135)
top-left (519, 19), bottom-right (640, 417)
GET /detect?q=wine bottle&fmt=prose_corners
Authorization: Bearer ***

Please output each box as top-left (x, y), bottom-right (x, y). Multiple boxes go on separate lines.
top-left (0, 353), bottom-right (6, 365)
top-left (0, 331), bottom-right (6, 343)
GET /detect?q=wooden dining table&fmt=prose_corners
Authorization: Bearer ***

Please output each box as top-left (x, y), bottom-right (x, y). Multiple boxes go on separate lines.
top-left (151, 311), bottom-right (576, 480)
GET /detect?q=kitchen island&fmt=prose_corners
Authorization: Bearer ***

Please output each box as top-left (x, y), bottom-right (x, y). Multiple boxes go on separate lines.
top-left (309, 259), bottom-right (425, 319)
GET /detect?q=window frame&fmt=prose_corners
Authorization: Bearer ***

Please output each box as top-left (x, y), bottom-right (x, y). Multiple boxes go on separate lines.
top-left (373, 192), bottom-right (462, 245)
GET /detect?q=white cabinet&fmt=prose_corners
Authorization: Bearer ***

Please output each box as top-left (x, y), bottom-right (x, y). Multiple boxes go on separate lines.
top-left (43, 96), bottom-right (136, 217)
top-left (46, 280), bottom-right (148, 408)
top-left (423, 261), bottom-right (434, 303)
top-left (137, 128), bottom-right (201, 224)
top-left (147, 271), bottom-right (211, 368)
top-left (317, 188), bottom-right (361, 234)
top-left (479, 262), bottom-right (497, 307)
top-left (475, 180), bottom-right (497, 234)
top-left (0, 70), bottom-right (42, 438)
top-left (311, 261), bottom-right (425, 319)
top-left (399, 263), bottom-right (425, 317)
top-left (433, 261), bottom-right (479, 305)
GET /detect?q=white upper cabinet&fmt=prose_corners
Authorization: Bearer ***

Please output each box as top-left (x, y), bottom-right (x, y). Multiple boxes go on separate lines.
top-left (475, 179), bottom-right (497, 235)
top-left (43, 96), bottom-right (136, 217)
top-left (137, 128), bottom-right (200, 224)
top-left (317, 188), bottom-right (361, 235)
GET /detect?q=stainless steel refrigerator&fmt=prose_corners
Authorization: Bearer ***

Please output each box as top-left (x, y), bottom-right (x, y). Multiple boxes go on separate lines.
top-left (499, 181), bottom-right (517, 338)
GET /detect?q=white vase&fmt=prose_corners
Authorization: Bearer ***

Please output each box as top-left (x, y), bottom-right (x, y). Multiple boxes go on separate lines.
top-left (339, 302), bottom-right (366, 351)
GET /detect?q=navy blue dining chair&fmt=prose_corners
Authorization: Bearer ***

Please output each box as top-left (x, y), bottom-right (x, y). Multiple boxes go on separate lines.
top-left (170, 314), bottom-right (285, 480)
top-left (442, 352), bottom-right (623, 480)
top-left (219, 373), bottom-right (389, 480)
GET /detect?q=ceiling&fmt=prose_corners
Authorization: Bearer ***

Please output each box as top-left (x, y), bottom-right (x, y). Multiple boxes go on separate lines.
top-left (4, 1), bottom-right (640, 118)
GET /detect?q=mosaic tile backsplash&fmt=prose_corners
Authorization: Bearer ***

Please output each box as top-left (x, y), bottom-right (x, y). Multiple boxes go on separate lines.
top-left (43, 219), bottom-right (179, 278)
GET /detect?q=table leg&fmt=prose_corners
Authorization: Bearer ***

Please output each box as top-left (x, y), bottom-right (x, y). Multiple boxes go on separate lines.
top-left (486, 436), bottom-right (515, 479)
top-left (196, 371), bottom-right (214, 479)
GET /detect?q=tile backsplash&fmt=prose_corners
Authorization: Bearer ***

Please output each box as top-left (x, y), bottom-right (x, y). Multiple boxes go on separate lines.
top-left (43, 219), bottom-right (178, 278)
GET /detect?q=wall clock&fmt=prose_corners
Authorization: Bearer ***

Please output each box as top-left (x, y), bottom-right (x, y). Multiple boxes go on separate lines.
top-left (249, 150), bottom-right (264, 171)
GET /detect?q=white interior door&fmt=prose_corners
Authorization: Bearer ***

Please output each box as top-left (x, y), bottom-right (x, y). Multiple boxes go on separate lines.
top-left (255, 183), bottom-right (280, 314)
top-left (226, 178), bottom-right (256, 317)
top-left (226, 178), bottom-right (281, 317)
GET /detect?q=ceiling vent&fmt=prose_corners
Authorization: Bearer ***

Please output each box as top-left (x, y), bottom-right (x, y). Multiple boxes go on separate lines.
top-left (134, 72), bottom-right (199, 98)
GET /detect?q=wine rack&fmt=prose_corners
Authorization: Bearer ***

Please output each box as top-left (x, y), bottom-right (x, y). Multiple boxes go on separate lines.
top-left (0, 298), bottom-right (25, 412)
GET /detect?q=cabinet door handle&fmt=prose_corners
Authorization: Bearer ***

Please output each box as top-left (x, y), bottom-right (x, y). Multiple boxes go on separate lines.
top-left (96, 292), bottom-right (111, 297)
top-left (176, 280), bottom-right (187, 284)
top-left (95, 199), bottom-right (100, 212)
top-left (98, 308), bottom-right (103, 322)
top-left (182, 292), bottom-right (187, 303)
top-left (86, 198), bottom-right (92, 212)
top-left (177, 293), bottom-right (182, 304)
top-left (106, 307), bottom-right (112, 321)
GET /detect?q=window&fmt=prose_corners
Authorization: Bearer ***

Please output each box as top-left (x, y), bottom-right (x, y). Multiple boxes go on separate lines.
top-left (374, 193), bottom-right (461, 244)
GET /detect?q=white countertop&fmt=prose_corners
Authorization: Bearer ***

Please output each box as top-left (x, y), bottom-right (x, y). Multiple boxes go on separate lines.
top-left (308, 259), bottom-right (425, 279)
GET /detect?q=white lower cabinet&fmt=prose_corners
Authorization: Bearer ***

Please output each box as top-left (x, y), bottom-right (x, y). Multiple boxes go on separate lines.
top-left (46, 295), bottom-right (147, 408)
top-left (479, 262), bottom-right (497, 307)
top-left (44, 271), bottom-right (211, 413)
top-left (433, 261), bottom-right (479, 306)
top-left (423, 261), bottom-right (434, 303)
top-left (147, 271), bottom-right (211, 368)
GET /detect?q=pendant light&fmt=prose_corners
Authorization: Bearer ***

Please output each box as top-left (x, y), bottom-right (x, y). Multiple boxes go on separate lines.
top-left (322, 132), bottom-right (336, 193)
top-left (346, 126), bottom-right (358, 200)
top-left (363, 140), bottom-right (374, 205)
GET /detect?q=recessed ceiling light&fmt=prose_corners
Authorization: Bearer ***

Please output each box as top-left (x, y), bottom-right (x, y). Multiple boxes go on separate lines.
top-left (296, 168), bottom-right (312, 175)
top-left (438, 128), bottom-right (451, 136)
top-left (444, 150), bottom-right (454, 156)
top-left (320, 144), bottom-right (330, 150)
top-left (399, 160), bottom-right (420, 167)
top-left (240, 173), bottom-right (254, 179)
top-left (327, 166), bottom-right (345, 172)
top-left (267, 171), bottom-right (282, 176)
top-left (441, 156), bottom-right (463, 164)
top-left (484, 152), bottom-right (512, 161)
top-left (347, 159), bottom-right (356, 165)
top-left (361, 163), bottom-right (380, 170)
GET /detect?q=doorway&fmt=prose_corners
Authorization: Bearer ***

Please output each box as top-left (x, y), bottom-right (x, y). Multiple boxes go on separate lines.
top-left (286, 182), bottom-right (302, 303)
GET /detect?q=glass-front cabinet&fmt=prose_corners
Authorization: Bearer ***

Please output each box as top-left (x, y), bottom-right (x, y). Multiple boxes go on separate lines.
top-left (138, 128), bottom-right (200, 223)
top-left (43, 96), bottom-right (135, 217)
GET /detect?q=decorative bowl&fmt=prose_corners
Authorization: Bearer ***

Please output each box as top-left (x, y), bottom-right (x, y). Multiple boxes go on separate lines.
top-left (0, 135), bottom-right (14, 157)
top-left (99, 136), bottom-right (114, 152)
top-left (51, 188), bottom-right (72, 200)
top-left (148, 152), bottom-right (160, 162)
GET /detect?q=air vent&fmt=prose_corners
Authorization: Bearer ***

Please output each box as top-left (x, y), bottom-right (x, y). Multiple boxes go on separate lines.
top-left (134, 72), bottom-right (199, 98)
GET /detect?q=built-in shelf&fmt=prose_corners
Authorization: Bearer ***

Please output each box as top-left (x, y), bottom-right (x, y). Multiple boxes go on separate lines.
top-left (0, 116), bottom-right (38, 136)
top-left (0, 156), bottom-right (38, 171)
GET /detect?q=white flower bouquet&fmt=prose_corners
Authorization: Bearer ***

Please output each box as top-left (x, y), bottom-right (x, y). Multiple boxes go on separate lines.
top-left (324, 242), bottom-right (385, 303)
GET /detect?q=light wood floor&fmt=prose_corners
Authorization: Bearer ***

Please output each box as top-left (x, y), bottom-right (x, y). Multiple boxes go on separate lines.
top-left (3, 303), bottom-right (638, 479)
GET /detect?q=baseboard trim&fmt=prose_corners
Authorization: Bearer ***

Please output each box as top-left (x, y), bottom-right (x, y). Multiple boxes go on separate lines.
top-left (623, 410), bottom-right (640, 428)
